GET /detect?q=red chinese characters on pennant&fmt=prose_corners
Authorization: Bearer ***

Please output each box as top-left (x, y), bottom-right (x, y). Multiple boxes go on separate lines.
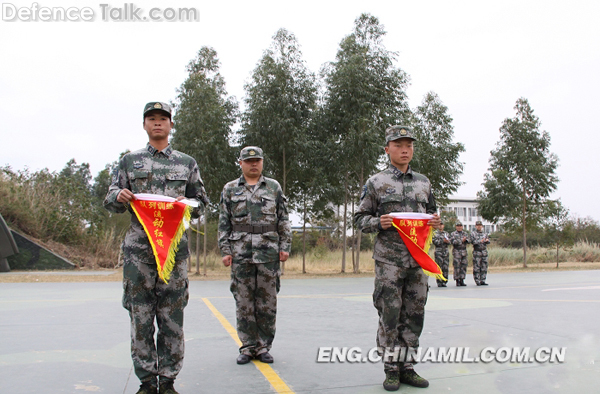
top-left (391, 212), bottom-right (446, 281)
top-left (130, 194), bottom-right (193, 283)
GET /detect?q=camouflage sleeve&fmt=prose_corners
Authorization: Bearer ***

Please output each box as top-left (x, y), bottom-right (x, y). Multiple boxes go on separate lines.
top-left (354, 181), bottom-right (381, 233)
top-left (277, 188), bottom-right (292, 253)
top-left (470, 232), bottom-right (480, 245)
top-left (103, 156), bottom-right (129, 214)
top-left (217, 187), bottom-right (233, 257)
top-left (186, 160), bottom-right (209, 218)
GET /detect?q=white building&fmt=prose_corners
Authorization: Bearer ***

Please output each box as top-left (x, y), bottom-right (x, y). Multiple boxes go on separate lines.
top-left (441, 197), bottom-right (500, 233)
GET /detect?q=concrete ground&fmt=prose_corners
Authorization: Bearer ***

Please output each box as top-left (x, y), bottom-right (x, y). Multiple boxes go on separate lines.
top-left (1, 270), bottom-right (599, 394)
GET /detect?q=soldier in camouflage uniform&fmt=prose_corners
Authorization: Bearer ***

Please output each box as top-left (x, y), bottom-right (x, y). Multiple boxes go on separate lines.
top-left (355, 126), bottom-right (440, 391)
top-left (450, 222), bottom-right (469, 287)
top-left (432, 221), bottom-right (450, 287)
top-left (469, 220), bottom-right (490, 286)
top-left (104, 102), bottom-right (208, 394)
top-left (218, 146), bottom-right (291, 365)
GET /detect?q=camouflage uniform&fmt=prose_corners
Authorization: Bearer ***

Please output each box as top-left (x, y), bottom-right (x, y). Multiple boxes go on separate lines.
top-left (218, 173), bottom-right (291, 357)
top-left (469, 229), bottom-right (490, 285)
top-left (355, 163), bottom-right (436, 372)
top-left (432, 229), bottom-right (450, 286)
top-left (450, 229), bottom-right (469, 281)
top-left (104, 142), bottom-right (208, 385)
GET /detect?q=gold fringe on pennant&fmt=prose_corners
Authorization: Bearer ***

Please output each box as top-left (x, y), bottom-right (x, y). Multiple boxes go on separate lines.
top-left (160, 205), bottom-right (192, 284)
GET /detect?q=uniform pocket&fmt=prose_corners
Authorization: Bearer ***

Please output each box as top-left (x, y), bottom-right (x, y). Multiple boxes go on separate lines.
top-left (166, 172), bottom-right (187, 196)
top-left (261, 195), bottom-right (277, 216)
top-left (230, 195), bottom-right (248, 218)
top-left (129, 170), bottom-right (149, 193)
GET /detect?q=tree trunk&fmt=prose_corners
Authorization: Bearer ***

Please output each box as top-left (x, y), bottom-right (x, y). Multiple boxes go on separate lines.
top-left (351, 198), bottom-right (355, 271)
top-left (341, 175), bottom-right (348, 273)
top-left (282, 145), bottom-right (286, 196)
top-left (556, 243), bottom-right (559, 268)
top-left (195, 219), bottom-right (201, 275)
top-left (522, 184), bottom-right (527, 268)
top-left (355, 166), bottom-right (364, 274)
top-left (203, 208), bottom-right (208, 276)
top-left (302, 198), bottom-right (307, 274)
top-left (187, 227), bottom-right (192, 273)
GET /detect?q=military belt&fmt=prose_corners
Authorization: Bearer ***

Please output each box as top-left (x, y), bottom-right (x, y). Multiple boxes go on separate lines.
top-left (233, 224), bottom-right (277, 234)
top-left (473, 246), bottom-right (486, 251)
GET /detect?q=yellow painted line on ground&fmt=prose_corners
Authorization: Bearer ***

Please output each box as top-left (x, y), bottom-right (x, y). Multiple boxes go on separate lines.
top-left (201, 298), bottom-right (295, 394)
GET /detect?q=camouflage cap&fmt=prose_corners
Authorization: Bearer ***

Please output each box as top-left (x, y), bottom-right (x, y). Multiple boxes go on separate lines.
top-left (385, 125), bottom-right (417, 143)
top-left (455, 222), bottom-right (463, 226)
top-left (239, 146), bottom-right (264, 161)
top-left (475, 220), bottom-right (483, 225)
top-left (143, 102), bottom-right (171, 118)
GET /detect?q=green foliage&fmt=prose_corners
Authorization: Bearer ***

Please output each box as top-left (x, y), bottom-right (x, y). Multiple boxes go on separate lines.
top-left (477, 98), bottom-right (558, 229)
top-left (477, 98), bottom-right (559, 266)
top-left (171, 46), bottom-right (239, 207)
top-left (320, 13), bottom-right (410, 191)
top-left (241, 28), bottom-right (317, 205)
top-left (411, 92), bottom-right (465, 206)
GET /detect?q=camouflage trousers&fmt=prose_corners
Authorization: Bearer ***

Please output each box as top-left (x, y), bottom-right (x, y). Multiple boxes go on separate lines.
top-left (122, 254), bottom-right (189, 384)
top-left (452, 249), bottom-right (468, 280)
top-left (435, 252), bottom-right (450, 285)
top-left (472, 249), bottom-right (489, 284)
top-left (373, 261), bottom-right (429, 372)
top-left (230, 261), bottom-right (281, 356)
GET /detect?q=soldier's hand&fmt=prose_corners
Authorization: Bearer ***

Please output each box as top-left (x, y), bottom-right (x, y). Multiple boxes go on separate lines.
top-left (222, 255), bottom-right (232, 267)
top-left (380, 215), bottom-right (393, 230)
top-left (175, 196), bottom-right (185, 201)
top-left (444, 239), bottom-right (451, 244)
top-left (279, 251), bottom-right (289, 262)
top-left (462, 237), bottom-right (467, 243)
top-left (428, 213), bottom-right (441, 227)
top-left (117, 189), bottom-right (134, 203)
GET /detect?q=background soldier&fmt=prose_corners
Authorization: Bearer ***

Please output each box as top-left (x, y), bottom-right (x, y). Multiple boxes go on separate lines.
top-left (451, 222), bottom-right (469, 287)
top-left (218, 146), bottom-right (291, 365)
top-left (432, 221), bottom-right (450, 287)
top-left (104, 102), bottom-right (208, 394)
top-left (355, 126), bottom-right (440, 391)
top-left (470, 220), bottom-right (490, 286)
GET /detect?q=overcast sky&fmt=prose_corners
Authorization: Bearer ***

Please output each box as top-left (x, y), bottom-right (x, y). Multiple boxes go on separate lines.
top-left (2, 0), bottom-right (599, 221)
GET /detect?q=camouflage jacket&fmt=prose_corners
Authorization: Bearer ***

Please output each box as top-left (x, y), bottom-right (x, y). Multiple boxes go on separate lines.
top-left (469, 230), bottom-right (490, 251)
top-left (218, 175), bottom-right (291, 264)
top-left (354, 164), bottom-right (437, 268)
top-left (450, 231), bottom-right (470, 250)
top-left (432, 230), bottom-right (450, 254)
top-left (103, 143), bottom-right (208, 261)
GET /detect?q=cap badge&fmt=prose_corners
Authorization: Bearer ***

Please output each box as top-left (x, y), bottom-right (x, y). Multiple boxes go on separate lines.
top-left (400, 128), bottom-right (407, 135)
top-left (154, 103), bottom-right (162, 109)
top-left (249, 150), bottom-right (256, 156)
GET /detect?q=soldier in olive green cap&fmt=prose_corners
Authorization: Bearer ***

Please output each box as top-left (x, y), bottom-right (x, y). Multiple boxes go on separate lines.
top-left (355, 125), bottom-right (440, 391)
top-left (469, 220), bottom-right (490, 285)
top-left (104, 101), bottom-right (208, 394)
top-left (219, 145), bottom-right (291, 365)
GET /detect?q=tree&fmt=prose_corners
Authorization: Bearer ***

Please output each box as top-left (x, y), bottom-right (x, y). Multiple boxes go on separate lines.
top-left (240, 28), bottom-right (317, 204)
top-left (477, 98), bottom-right (559, 267)
top-left (411, 92), bottom-right (465, 206)
top-left (171, 46), bottom-right (239, 206)
top-left (320, 13), bottom-right (410, 272)
top-left (544, 200), bottom-right (575, 268)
